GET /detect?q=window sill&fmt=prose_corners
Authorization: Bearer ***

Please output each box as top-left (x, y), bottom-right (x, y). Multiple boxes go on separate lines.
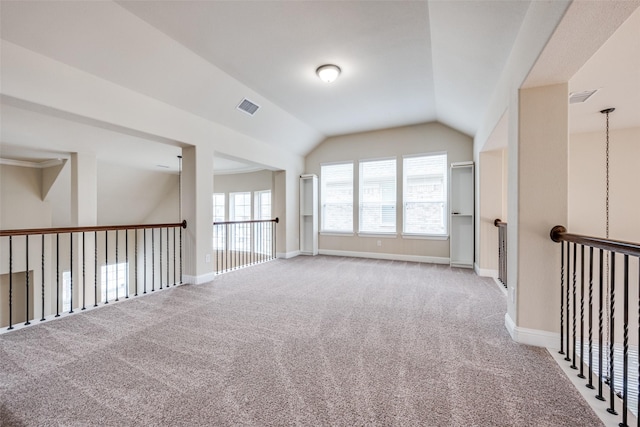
top-left (320, 231), bottom-right (355, 237)
top-left (358, 232), bottom-right (398, 238)
top-left (402, 233), bottom-right (449, 241)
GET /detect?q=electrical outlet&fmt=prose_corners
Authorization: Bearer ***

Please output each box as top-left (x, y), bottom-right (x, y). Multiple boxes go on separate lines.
top-left (205, 254), bottom-right (211, 263)
top-left (377, 240), bottom-right (382, 247)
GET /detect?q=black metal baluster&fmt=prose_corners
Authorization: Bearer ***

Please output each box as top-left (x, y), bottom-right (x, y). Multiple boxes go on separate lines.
top-left (173, 226), bottom-right (176, 285)
top-left (560, 241), bottom-right (565, 355)
top-left (8, 236), bottom-right (13, 330)
top-left (566, 242), bottom-right (571, 359)
top-left (579, 245), bottom-right (585, 379)
top-left (25, 235), bottom-right (30, 325)
top-left (104, 230), bottom-right (109, 304)
top-left (166, 227), bottom-right (169, 288)
top-left (69, 232), bottom-right (74, 313)
top-left (144, 228), bottom-right (147, 294)
top-left (135, 230), bottom-right (138, 297)
top-left (41, 234), bottom-right (45, 321)
top-left (94, 231), bottom-right (98, 307)
top-left (273, 219), bottom-right (277, 260)
top-left (55, 233), bottom-right (60, 317)
top-left (179, 225), bottom-right (183, 284)
top-left (587, 246), bottom-right (594, 389)
top-left (571, 242), bottom-right (578, 369)
top-left (115, 230), bottom-right (119, 302)
top-left (152, 228), bottom-right (155, 291)
top-left (620, 254), bottom-right (629, 427)
top-left (125, 229), bottom-right (129, 299)
top-left (82, 232), bottom-right (86, 310)
top-left (225, 224), bottom-right (229, 273)
top-left (597, 249), bottom-right (605, 401)
top-left (607, 252), bottom-right (618, 415)
top-left (159, 228), bottom-right (163, 290)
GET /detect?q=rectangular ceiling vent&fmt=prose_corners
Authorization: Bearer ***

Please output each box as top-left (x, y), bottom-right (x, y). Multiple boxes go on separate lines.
top-left (236, 98), bottom-right (260, 116)
top-left (569, 89), bottom-right (599, 104)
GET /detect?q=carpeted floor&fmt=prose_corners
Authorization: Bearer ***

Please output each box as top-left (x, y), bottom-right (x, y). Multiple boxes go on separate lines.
top-left (0, 256), bottom-right (603, 426)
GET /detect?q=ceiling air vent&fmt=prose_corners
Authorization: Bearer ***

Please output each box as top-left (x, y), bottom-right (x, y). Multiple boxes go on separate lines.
top-left (569, 89), bottom-right (599, 104)
top-left (236, 98), bottom-right (260, 116)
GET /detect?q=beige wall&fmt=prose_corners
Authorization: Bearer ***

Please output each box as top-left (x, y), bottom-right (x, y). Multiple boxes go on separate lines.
top-left (477, 149), bottom-right (506, 273)
top-left (97, 162), bottom-right (179, 226)
top-left (569, 127), bottom-right (640, 242)
top-left (0, 164), bottom-right (52, 229)
top-left (305, 122), bottom-right (473, 260)
top-left (511, 83), bottom-right (568, 337)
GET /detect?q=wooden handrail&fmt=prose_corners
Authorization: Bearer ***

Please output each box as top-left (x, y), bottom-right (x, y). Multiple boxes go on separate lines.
top-left (214, 218), bottom-right (279, 226)
top-left (0, 220), bottom-right (187, 237)
top-left (550, 225), bottom-right (640, 257)
top-left (494, 218), bottom-right (507, 227)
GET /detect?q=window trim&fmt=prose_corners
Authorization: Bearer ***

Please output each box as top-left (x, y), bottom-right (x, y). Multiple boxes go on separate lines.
top-left (358, 157), bottom-right (397, 234)
top-left (402, 152), bottom-right (448, 238)
top-left (320, 161), bottom-right (355, 233)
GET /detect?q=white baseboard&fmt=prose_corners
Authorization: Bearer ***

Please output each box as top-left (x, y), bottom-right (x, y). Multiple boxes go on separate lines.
top-left (183, 271), bottom-right (215, 285)
top-left (318, 249), bottom-right (450, 265)
top-left (277, 251), bottom-right (300, 259)
top-left (505, 313), bottom-right (559, 349)
top-left (474, 264), bottom-right (498, 278)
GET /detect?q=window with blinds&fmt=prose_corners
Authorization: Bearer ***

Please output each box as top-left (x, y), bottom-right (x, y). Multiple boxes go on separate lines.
top-left (230, 192), bottom-right (251, 251)
top-left (403, 154), bottom-right (447, 236)
top-left (321, 162), bottom-right (353, 232)
top-left (359, 158), bottom-right (396, 233)
top-left (213, 193), bottom-right (226, 250)
top-left (255, 190), bottom-right (271, 220)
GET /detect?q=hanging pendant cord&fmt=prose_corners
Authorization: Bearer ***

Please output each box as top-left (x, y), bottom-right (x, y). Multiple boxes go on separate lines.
top-left (601, 108), bottom-right (614, 384)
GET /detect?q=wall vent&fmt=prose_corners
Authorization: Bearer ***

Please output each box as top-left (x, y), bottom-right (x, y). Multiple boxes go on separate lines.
top-left (236, 98), bottom-right (260, 116)
top-left (569, 89), bottom-right (598, 104)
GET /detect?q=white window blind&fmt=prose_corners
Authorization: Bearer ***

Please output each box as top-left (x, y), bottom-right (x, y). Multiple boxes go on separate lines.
top-left (213, 193), bottom-right (226, 250)
top-left (359, 158), bottom-right (396, 233)
top-left (230, 192), bottom-right (251, 221)
top-left (255, 190), bottom-right (271, 220)
top-left (403, 154), bottom-right (447, 235)
top-left (254, 190), bottom-right (272, 253)
top-left (321, 163), bottom-right (353, 232)
top-left (230, 192), bottom-right (251, 251)
top-left (213, 193), bottom-right (225, 222)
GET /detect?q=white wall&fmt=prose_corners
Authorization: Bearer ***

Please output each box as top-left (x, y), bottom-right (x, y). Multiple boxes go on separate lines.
top-left (214, 170), bottom-right (273, 195)
top-left (305, 122), bottom-right (472, 261)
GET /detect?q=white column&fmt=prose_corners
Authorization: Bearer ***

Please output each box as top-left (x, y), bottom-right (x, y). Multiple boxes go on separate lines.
top-left (69, 153), bottom-right (98, 309)
top-left (507, 83), bottom-right (569, 347)
top-left (71, 152), bottom-right (97, 227)
top-left (182, 145), bottom-right (214, 283)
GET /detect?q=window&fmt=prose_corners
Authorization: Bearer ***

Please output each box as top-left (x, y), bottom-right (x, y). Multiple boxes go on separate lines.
top-left (254, 190), bottom-right (272, 254)
top-left (403, 154), bottom-right (447, 236)
top-left (230, 192), bottom-right (251, 251)
top-left (230, 192), bottom-right (251, 221)
top-left (359, 158), bottom-right (396, 233)
top-left (101, 263), bottom-right (128, 303)
top-left (321, 162), bottom-right (353, 232)
top-left (213, 193), bottom-right (226, 250)
top-left (255, 190), bottom-right (271, 220)
top-left (213, 193), bottom-right (225, 222)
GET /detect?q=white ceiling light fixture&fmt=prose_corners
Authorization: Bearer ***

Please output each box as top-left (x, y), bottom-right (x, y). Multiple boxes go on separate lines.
top-left (316, 64), bottom-right (341, 83)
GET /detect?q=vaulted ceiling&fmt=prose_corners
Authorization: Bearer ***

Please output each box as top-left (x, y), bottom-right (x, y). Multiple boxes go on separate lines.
top-left (0, 1), bottom-right (638, 173)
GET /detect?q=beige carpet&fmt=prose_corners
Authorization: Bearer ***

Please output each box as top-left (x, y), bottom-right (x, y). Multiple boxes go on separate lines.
top-left (0, 256), bottom-right (602, 426)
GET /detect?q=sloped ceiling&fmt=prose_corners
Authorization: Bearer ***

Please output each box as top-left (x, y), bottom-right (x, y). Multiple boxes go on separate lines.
top-left (1, 0), bottom-right (532, 170)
